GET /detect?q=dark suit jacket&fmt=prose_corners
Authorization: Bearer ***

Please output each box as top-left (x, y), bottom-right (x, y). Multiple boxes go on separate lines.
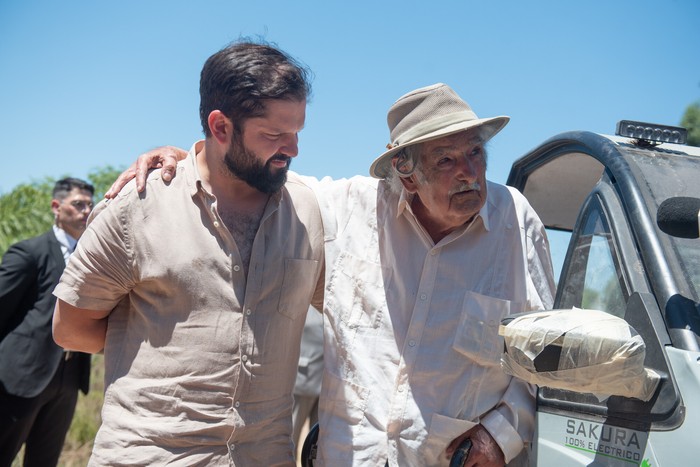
top-left (0, 230), bottom-right (90, 398)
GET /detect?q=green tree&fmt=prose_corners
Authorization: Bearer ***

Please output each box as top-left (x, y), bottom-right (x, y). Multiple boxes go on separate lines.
top-left (681, 101), bottom-right (700, 147)
top-left (0, 179), bottom-right (55, 255)
top-left (86, 166), bottom-right (125, 200)
top-left (0, 166), bottom-right (122, 255)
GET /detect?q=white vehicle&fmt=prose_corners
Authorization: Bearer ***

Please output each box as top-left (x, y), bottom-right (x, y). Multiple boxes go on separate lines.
top-left (502, 121), bottom-right (700, 466)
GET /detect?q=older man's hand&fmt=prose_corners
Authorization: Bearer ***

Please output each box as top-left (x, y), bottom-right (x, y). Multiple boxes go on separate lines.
top-left (105, 146), bottom-right (187, 199)
top-left (445, 424), bottom-right (505, 467)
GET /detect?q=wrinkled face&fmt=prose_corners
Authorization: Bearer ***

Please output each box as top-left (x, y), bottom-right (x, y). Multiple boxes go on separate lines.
top-left (402, 131), bottom-right (487, 238)
top-left (52, 188), bottom-right (94, 239)
top-left (224, 99), bottom-right (305, 194)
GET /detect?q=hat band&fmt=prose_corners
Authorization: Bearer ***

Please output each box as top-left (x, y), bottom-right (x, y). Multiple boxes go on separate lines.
top-left (393, 110), bottom-right (478, 146)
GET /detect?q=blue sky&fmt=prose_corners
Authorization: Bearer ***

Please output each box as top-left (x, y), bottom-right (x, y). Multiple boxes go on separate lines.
top-left (1, 0), bottom-right (698, 195)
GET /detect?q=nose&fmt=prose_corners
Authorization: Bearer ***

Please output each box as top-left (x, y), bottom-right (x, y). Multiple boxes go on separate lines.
top-left (455, 154), bottom-right (479, 181)
top-left (279, 133), bottom-right (299, 158)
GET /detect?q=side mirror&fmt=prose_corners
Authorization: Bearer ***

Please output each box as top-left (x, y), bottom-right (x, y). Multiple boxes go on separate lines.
top-left (499, 309), bottom-right (660, 401)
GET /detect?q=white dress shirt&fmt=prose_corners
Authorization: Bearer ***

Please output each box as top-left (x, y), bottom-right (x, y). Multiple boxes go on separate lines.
top-left (52, 225), bottom-right (77, 264)
top-left (301, 175), bottom-right (555, 466)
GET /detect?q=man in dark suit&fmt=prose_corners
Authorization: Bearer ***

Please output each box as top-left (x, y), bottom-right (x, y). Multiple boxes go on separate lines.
top-left (0, 178), bottom-right (93, 467)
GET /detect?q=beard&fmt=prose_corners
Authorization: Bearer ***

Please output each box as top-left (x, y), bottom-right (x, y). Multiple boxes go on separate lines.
top-left (223, 137), bottom-right (291, 194)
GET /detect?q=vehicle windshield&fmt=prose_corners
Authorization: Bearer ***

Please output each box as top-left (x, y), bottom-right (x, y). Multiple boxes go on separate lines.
top-left (626, 147), bottom-right (700, 303)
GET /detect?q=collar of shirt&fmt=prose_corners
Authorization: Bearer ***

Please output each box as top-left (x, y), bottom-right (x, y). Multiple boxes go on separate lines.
top-left (187, 140), bottom-right (207, 198)
top-left (53, 224), bottom-right (77, 252)
top-left (53, 224), bottom-right (77, 264)
top-left (186, 140), bottom-right (282, 206)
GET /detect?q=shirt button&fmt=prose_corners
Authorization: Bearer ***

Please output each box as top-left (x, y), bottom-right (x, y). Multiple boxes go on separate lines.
top-left (409, 340), bottom-right (416, 347)
top-left (420, 293), bottom-right (427, 300)
top-left (430, 249), bottom-right (437, 255)
top-left (246, 309), bottom-right (252, 315)
top-left (213, 221), bottom-right (220, 228)
top-left (233, 265), bottom-right (241, 272)
top-left (242, 355), bottom-right (248, 362)
top-left (398, 386), bottom-right (404, 392)
top-left (235, 401), bottom-right (240, 408)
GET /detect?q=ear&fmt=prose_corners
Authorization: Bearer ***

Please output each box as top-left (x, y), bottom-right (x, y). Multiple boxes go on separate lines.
top-left (390, 155), bottom-right (420, 193)
top-left (207, 110), bottom-right (233, 144)
top-left (51, 199), bottom-right (61, 216)
top-left (400, 175), bottom-right (419, 194)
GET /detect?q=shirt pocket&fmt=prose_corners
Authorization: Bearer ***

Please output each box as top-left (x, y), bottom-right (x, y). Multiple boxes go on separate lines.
top-left (277, 258), bottom-right (320, 320)
top-left (325, 251), bottom-right (390, 329)
top-left (452, 291), bottom-right (520, 367)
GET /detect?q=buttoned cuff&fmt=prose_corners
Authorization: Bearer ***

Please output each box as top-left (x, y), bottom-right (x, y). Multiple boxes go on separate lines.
top-left (481, 409), bottom-right (524, 463)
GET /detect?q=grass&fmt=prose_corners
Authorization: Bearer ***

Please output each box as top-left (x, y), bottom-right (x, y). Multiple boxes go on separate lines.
top-left (11, 354), bottom-right (105, 467)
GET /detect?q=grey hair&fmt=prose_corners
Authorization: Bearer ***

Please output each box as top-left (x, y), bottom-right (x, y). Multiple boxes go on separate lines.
top-left (385, 168), bottom-right (404, 195)
top-left (385, 143), bottom-right (424, 194)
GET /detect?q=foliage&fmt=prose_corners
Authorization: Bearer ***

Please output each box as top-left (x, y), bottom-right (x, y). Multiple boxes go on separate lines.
top-left (87, 166), bottom-right (125, 200)
top-left (0, 167), bottom-right (122, 256)
top-left (0, 179), bottom-right (55, 256)
top-left (681, 101), bottom-right (700, 147)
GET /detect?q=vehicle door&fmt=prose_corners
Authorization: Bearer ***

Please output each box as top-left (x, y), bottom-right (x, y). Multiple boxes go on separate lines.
top-left (533, 175), bottom-right (683, 466)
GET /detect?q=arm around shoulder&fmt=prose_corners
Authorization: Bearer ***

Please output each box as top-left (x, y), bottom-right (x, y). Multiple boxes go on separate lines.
top-left (53, 299), bottom-right (111, 354)
top-left (105, 145), bottom-right (188, 198)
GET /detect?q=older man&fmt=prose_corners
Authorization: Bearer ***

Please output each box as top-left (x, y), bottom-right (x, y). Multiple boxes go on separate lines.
top-left (111, 83), bottom-right (555, 466)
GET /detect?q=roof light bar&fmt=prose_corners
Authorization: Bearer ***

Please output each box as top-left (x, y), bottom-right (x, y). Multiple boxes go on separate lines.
top-left (616, 120), bottom-right (687, 145)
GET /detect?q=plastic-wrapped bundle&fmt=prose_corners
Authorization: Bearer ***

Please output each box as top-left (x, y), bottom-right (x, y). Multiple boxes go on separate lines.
top-left (499, 308), bottom-right (660, 401)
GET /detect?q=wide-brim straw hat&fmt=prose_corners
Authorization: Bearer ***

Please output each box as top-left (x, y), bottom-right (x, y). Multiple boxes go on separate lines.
top-left (369, 83), bottom-right (510, 178)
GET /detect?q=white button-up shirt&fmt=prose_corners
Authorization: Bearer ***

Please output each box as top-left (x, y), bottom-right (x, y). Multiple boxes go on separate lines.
top-left (302, 175), bottom-right (555, 466)
top-left (52, 225), bottom-right (77, 264)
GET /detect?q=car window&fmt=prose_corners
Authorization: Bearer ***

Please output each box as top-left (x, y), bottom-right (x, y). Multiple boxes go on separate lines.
top-left (557, 202), bottom-right (627, 317)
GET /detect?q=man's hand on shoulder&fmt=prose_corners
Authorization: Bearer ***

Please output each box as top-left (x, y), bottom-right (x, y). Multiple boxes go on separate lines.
top-left (105, 146), bottom-right (187, 199)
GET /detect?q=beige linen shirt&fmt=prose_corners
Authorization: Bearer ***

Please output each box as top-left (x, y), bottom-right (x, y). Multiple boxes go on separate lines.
top-left (54, 144), bottom-right (324, 466)
top-left (301, 175), bottom-right (555, 466)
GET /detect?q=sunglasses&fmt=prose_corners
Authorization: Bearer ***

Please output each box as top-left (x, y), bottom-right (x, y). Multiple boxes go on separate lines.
top-left (67, 200), bottom-right (94, 212)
